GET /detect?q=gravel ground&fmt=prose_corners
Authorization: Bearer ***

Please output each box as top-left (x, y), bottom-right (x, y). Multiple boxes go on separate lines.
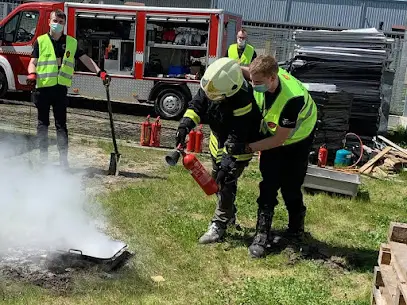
top-left (0, 92), bottom-right (212, 152)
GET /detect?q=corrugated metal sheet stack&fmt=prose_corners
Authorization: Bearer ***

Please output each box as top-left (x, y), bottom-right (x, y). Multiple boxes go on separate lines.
top-left (302, 83), bottom-right (353, 161)
top-left (288, 28), bottom-right (392, 147)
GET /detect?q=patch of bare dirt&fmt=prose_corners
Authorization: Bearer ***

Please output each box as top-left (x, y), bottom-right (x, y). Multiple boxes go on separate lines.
top-left (0, 100), bottom-right (212, 151)
top-left (0, 249), bottom-right (98, 294)
top-left (12, 139), bottom-right (165, 196)
top-left (270, 233), bottom-right (358, 272)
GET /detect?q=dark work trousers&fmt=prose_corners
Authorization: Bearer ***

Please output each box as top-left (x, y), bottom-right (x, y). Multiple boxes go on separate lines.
top-left (33, 85), bottom-right (69, 157)
top-left (211, 157), bottom-right (249, 226)
top-left (257, 131), bottom-right (315, 227)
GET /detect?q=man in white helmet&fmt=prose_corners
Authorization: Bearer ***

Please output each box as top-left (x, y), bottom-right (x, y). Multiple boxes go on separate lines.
top-left (175, 57), bottom-right (262, 244)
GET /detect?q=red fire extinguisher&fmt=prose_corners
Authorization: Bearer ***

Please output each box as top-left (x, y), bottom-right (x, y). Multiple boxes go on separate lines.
top-left (318, 144), bottom-right (328, 168)
top-left (140, 115), bottom-right (152, 146)
top-left (149, 116), bottom-right (161, 147)
top-left (187, 129), bottom-right (196, 152)
top-left (195, 124), bottom-right (203, 153)
top-left (183, 153), bottom-right (219, 195)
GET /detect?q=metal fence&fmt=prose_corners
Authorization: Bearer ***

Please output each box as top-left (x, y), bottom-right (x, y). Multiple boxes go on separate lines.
top-left (243, 21), bottom-right (407, 116)
top-left (0, 1), bottom-right (20, 20)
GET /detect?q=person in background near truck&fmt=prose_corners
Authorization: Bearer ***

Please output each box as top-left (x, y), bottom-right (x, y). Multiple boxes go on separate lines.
top-left (225, 55), bottom-right (317, 258)
top-left (175, 57), bottom-right (262, 244)
top-left (225, 28), bottom-right (257, 66)
top-left (27, 9), bottom-right (108, 168)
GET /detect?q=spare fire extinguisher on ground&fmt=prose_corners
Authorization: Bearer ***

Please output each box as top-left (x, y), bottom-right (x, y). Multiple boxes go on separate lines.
top-left (187, 129), bottom-right (196, 152)
top-left (140, 115), bottom-right (152, 146)
top-left (149, 116), bottom-right (161, 147)
top-left (165, 145), bottom-right (218, 196)
top-left (317, 144), bottom-right (328, 168)
top-left (195, 124), bottom-right (203, 153)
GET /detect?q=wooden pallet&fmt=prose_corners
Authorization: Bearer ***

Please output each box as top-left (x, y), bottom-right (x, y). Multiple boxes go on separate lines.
top-left (371, 222), bottom-right (407, 305)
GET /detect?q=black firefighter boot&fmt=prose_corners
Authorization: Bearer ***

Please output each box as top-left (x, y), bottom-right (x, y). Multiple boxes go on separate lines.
top-left (285, 210), bottom-right (306, 241)
top-left (248, 211), bottom-right (273, 258)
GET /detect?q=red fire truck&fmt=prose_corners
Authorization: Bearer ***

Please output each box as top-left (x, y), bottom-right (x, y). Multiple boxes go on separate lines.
top-left (0, 2), bottom-right (242, 119)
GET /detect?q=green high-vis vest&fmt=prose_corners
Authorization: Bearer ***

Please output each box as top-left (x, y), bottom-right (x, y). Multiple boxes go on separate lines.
top-left (228, 43), bottom-right (255, 65)
top-left (36, 34), bottom-right (77, 88)
top-left (253, 68), bottom-right (317, 145)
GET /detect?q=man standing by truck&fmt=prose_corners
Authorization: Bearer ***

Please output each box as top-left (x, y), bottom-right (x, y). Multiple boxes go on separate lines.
top-left (27, 9), bottom-right (108, 167)
top-left (175, 57), bottom-right (261, 244)
top-left (226, 55), bottom-right (317, 258)
top-left (225, 29), bottom-right (257, 66)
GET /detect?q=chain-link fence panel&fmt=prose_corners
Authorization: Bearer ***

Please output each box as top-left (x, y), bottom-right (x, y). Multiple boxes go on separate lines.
top-left (0, 1), bottom-right (21, 20)
top-left (245, 25), bottom-right (296, 62)
top-left (389, 35), bottom-right (407, 116)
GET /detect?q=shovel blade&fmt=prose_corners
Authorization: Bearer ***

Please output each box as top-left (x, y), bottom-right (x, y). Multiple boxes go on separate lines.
top-left (108, 153), bottom-right (121, 176)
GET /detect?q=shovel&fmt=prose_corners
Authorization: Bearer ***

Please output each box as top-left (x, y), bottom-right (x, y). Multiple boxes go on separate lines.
top-left (103, 76), bottom-right (121, 176)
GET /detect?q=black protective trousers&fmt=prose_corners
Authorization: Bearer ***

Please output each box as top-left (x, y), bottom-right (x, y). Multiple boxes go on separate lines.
top-left (256, 132), bottom-right (314, 229)
top-left (33, 85), bottom-right (69, 156)
top-left (210, 157), bottom-right (249, 226)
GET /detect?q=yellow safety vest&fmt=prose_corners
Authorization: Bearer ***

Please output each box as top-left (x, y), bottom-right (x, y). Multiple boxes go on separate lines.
top-left (36, 34), bottom-right (77, 88)
top-left (253, 68), bottom-right (317, 145)
top-left (228, 43), bottom-right (255, 65)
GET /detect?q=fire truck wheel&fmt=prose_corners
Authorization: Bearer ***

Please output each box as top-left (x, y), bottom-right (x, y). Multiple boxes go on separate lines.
top-left (155, 88), bottom-right (187, 120)
top-left (0, 70), bottom-right (8, 98)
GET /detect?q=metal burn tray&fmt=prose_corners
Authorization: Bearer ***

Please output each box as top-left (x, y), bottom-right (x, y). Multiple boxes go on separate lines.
top-left (303, 165), bottom-right (361, 197)
top-left (57, 240), bottom-right (134, 272)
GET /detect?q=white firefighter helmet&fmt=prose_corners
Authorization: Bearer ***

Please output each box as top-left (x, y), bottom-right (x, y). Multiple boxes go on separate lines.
top-left (200, 57), bottom-right (243, 101)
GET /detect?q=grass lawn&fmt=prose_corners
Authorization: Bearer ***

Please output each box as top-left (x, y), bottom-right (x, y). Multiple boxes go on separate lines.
top-left (2, 142), bottom-right (407, 305)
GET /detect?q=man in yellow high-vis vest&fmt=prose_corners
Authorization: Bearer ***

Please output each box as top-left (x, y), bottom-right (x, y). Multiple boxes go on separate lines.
top-left (27, 9), bottom-right (108, 168)
top-left (225, 29), bottom-right (257, 66)
top-left (225, 55), bottom-right (317, 258)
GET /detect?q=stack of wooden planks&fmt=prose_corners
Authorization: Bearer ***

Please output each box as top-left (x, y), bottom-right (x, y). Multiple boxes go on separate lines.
top-left (371, 222), bottom-right (407, 305)
top-left (359, 136), bottom-right (407, 178)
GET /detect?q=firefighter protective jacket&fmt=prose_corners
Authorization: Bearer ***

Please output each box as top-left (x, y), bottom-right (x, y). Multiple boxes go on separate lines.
top-left (181, 81), bottom-right (262, 163)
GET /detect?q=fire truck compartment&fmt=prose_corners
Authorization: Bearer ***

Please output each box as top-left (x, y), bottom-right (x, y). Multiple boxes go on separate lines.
top-left (75, 14), bottom-right (209, 81)
top-left (76, 16), bottom-right (136, 76)
top-left (144, 18), bottom-right (209, 80)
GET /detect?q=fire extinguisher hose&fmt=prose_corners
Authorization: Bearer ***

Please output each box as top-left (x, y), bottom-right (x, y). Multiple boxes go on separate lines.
top-left (343, 132), bottom-right (364, 169)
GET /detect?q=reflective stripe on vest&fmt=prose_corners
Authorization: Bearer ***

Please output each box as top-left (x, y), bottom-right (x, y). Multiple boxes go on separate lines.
top-left (228, 43), bottom-right (255, 65)
top-left (36, 34), bottom-right (77, 88)
top-left (253, 68), bottom-right (317, 145)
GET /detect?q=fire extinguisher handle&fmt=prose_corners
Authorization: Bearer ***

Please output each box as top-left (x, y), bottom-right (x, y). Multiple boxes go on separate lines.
top-left (176, 143), bottom-right (185, 151)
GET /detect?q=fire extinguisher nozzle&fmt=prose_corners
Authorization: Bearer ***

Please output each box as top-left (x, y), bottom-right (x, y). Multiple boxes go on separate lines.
top-left (165, 150), bottom-right (181, 166)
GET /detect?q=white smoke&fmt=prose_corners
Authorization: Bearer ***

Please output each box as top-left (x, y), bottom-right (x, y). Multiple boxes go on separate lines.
top-left (0, 140), bottom-right (118, 258)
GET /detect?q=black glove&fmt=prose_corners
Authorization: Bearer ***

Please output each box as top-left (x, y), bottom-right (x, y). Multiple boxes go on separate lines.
top-left (216, 154), bottom-right (236, 189)
top-left (225, 141), bottom-right (253, 155)
top-left (175, 126), bottom-right (188, 148)
top-left (175, 117), bottom-right (194, 148)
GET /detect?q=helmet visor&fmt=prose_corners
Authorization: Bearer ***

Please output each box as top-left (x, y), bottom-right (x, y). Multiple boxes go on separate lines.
top-left (205, 91), bottom-right (225, 101)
